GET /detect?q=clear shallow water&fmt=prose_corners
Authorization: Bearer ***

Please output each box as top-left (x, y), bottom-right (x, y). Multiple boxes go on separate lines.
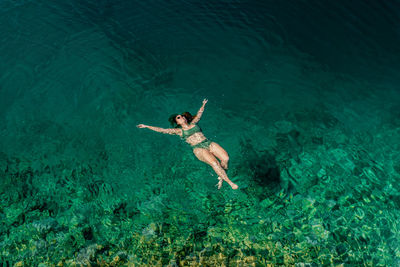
top-left (1, 0), bottom-right (400, 265)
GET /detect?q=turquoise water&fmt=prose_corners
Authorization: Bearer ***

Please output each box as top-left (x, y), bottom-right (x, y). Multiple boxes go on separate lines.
top-left (1, 0), bottom-right (400, 265)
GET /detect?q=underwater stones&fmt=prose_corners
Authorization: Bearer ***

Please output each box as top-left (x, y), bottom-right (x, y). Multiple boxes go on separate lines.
top-left (362, 195), bottom-right (372, 203)
top-left (278, 167), bottom-right (291, 192)
top-left (335, 243), bottom-right (348, 256)
top-left (287, 164), bottom-right (317, 193)
top-left (331, 183), bottom-right (346, 197)
top-left (224, 203), bottom-right (233, 213)
top-left (32, 218), bottom-right (58, 234)
top-left (273, 120), bottom-right (294, 134)
top-left (291, 193), bottom-right (303, 204)
top-left (302, 197), bottom-right (316, 210)
top-left (207, 227), bottom-right (224, 241)
top-left (287, 164), bottom-right (302, 179)
top-left (137, 195), bottom-right (165, 217)
top-left (386, 236), bottom-right (400, 254)
top-left (311, 224), bottom-right (329, 241)
top-left (393, 160), bottom-right (400, 176)
top-left (292, 226), bottom-right (303, 241)
top-left (109, 251), bottom-right (128, 265)
top-left (338, 194), bottom-right (358, 207)
top-left (383, 182), bottom-right (398, 195)
top-left (1, 146), bottom-right (398, 264)
top-left (317, 168), bottom-right (327, 179)
top-left (324, 199), bottom-right (337, 211)
top-left (298, 152), bottom-right (315, 168)
top-left (327, 148), bottom-right (348, 161)
top-left (30, 239), bottom-right (48, 256)
top-left (4, 204), bottom-right (25, 226)
top-left (362, 167), bottom-right (379, 183)
top-left (323, 128), bottom-right (348, 146)
top-left (75, 244), bottom-right (100, 265)
top-left (327, 148), bottom-right (355, 171)
top-left (0, 153), bottom-right (7, 173)
top-left (311, 136), bottom-right (324, 145)
top-left (260, 198), bottom-right (274, 209)
top-left (362, 165), bottom-right (387, 185)
top-left (142, 223), bottom-right (157, 240)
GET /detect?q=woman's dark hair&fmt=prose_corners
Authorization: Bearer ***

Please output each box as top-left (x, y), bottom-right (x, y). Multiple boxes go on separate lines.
top-left (181, 112), bottom-right (195, 123)
top-left (168, 112), bottom-right (196, 128)
top-left (168, 114), bottom-right (179, 128)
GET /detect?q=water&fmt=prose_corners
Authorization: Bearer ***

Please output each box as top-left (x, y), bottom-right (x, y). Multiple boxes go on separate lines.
top-left (1, 0), bottom-right (400, 265)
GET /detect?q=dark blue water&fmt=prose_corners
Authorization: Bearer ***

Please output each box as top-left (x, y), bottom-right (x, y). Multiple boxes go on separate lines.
top-left (1, 0), bottom-right (400, 265)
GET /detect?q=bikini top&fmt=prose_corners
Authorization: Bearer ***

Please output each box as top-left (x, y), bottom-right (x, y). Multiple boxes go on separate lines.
top-left (181, 124), bottom-right (202, 140)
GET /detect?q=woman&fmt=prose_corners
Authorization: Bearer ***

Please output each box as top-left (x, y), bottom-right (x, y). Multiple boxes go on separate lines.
top-left (137, 99), bottom-right (238, 190)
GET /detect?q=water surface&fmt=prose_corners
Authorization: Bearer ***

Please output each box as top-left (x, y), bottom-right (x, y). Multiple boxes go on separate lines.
top-left (1, 0), bottom-right (400, 265)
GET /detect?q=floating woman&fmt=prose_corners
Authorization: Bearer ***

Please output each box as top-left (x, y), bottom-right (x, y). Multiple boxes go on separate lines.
top-left (137, 99), bottom-right (238, 190)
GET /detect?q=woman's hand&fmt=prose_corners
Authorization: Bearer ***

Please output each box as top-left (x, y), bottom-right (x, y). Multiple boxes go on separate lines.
top-left (202, 98), bottom-right (208, 106)
top-left (137, 124), bottom-right (147, 128)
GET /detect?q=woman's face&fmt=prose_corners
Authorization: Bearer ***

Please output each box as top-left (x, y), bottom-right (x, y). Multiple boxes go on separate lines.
top-left (175, 114), bottom-right (186, 125)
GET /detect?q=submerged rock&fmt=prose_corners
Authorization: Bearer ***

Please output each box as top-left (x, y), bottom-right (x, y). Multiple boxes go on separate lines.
top-left (142, 223), bottom-right (157, 240)
top-left (32, 218), bottom-right (58, 235)
top-left (75, 244), bottom-right (101, 265)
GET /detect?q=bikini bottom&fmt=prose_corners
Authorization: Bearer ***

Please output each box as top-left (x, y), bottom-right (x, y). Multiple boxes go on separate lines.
top-left (191, 139), bottom-right (212, 150)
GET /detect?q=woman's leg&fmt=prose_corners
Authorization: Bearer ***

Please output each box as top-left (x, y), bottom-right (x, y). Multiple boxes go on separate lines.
top-left (209, 142), bottom-right (229, 170)
top-left (193, 148), bottom-right (238, 189)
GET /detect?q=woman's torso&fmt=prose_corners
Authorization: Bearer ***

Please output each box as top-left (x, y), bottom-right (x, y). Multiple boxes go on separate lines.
top-left (181, 124), bottom-right (207, 146)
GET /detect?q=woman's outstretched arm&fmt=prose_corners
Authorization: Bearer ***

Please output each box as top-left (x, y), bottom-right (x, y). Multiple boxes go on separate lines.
top-left (137, 124), bottom-right (181, 135)
top-left (191, 98), bottom-right (208, 124)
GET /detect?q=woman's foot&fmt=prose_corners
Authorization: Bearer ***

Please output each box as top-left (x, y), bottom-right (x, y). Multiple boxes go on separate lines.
top-left (215, 177), bottom-right (223, 189)
top-left (229, 182), bottom-right (239, 190)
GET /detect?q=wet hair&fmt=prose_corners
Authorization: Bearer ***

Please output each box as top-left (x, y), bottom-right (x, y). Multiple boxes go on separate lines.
top-left (181, 112), bottom-right (195, 123)
top-left (168, 112), bottom-right (196, 128)
top-left (168, 114), bottom-right (179, 128)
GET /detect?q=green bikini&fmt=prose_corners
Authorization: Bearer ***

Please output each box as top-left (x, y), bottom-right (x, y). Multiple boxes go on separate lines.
top-left (181, 124), bottom-right (212, 149)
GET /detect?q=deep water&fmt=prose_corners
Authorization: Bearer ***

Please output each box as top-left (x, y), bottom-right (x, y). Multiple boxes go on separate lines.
top-left (1, 0), bottom-right (400, 265)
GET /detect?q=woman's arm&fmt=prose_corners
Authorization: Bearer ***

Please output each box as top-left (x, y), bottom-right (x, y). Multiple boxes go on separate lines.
top-left (191, 98), bottom-right (208, 124)
top-left (137, 124), bottom-right (181, 135)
